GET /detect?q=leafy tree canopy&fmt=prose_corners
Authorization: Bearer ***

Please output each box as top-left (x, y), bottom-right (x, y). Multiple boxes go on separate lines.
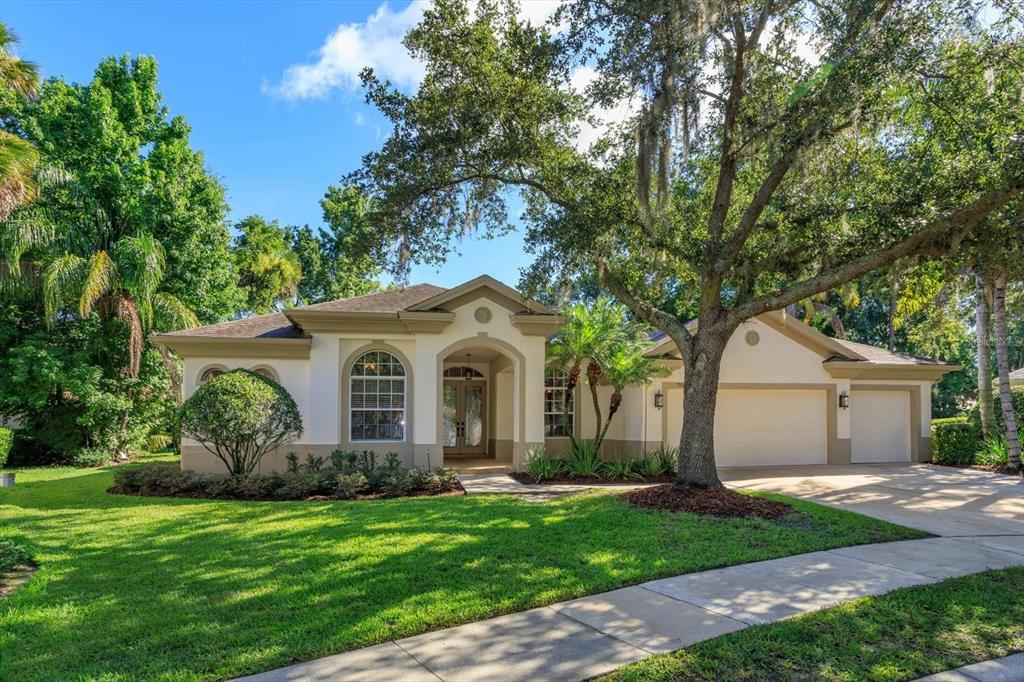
top-left (288, 184), bottom-right (380, 304)
top-left (232, 214), bottom-right (302, 314)
top-left (8, 54), bottom-right (242, 323)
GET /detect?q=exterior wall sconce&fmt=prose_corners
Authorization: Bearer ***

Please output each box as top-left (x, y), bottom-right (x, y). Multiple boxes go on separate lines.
top-left (654, 390), bottom-right (664, 409)
top-left (838, 391), bottom-right (850, 409)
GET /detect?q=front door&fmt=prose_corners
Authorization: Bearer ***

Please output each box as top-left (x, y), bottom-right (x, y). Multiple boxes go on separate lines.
top-left (443, 380), bottom-right (487, 456)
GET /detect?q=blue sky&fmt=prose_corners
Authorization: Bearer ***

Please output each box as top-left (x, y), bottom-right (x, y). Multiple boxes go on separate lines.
top-left (2, 0), bottom-right (549, 288)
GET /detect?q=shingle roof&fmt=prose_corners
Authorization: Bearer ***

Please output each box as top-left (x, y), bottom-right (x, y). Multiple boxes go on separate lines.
top-left (829, 338), bottom-right (948, 366)
top-left (160, 312), bottom-right (304, 339)
top-left (299, 283), bottom-right (447, 313)
top-left (163, 284), bottom-right (446, 338)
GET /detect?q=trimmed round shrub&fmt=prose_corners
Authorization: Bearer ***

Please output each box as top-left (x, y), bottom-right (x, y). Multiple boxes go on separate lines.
top-left (0, 427), bottom-right (13, 468)
top-left (931, 416), bottom-right (979, 465)
top-left (180, 369), bottom-right (303, 476)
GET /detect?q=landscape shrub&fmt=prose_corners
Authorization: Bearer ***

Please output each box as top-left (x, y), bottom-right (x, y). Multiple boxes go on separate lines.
top-left (71, 447), bottom-right (111, 468)
top-left (336, 472), bottom-right (369, 499)
top-left (0, 540), bottom-right (32, 575)
top-left (179, 369), bottom-right (303, 476)
top-left (566, 440), bottom-right (604, 477)
top-left (523, 447), bottom-right (566, 481)
top-left (968, 386), bottom-right (1024, 435)
top-left (604, 456), bottom-right (640, 480)
top-left (111, 455), bottom-right (460, 501)
top-left (931, 417), bottom-right (979, 465)
top-left (0, 427), bottom-right (12, 468)
top-left (976, 436), bottom-right (1008, 466)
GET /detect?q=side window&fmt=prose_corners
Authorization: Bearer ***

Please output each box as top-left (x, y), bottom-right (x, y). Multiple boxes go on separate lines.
top-left (544, 368), bottom-right (574, 437)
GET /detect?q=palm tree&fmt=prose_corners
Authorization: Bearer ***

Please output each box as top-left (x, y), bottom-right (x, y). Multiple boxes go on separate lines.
top-left (992, 274), bottom-right (1021, 469)
top-left (975, 275), bottom-right (996, 439)
top-left (0, 22), bottom-right (41, 221)
top-left (592, 345), bottom-right (670, 452)
top-left (546, 297), bottom-right (629, 448)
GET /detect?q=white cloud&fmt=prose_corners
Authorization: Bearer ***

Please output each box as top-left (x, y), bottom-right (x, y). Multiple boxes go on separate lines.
top-left (265, 0), bottom-right (564, 100)
top-left (569, 66), bottom-right (638, 152)
top-left (264, 1), bottom-right (428, 100)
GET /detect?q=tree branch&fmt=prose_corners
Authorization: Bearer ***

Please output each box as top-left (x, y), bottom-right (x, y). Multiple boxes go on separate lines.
top-left (727, 181), bottom-right (1024, 323)
top-left (596, 260), bottom-right (692, 360)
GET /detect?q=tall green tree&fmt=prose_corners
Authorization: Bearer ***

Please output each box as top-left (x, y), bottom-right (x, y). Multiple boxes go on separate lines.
top-left (10, 55), bottom-right (241, 323)
top-left (287, 184), bottom-right (380, 304)
top-left (352, 0), bottom-right (1023, 488)
top-left (232, 215), bottom-right (302, 314)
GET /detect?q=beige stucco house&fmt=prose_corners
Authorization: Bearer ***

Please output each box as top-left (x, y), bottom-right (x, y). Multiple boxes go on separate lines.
top-left (154, 275), bottom-right (958, 474)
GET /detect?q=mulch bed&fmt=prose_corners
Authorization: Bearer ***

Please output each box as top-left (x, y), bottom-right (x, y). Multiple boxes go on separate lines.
top-left (107, 481), bottom-right (466, 502)
top-left (509, 473), bottom-right (675, 485)
top-left (621, 484), bottom-right (794, 519)
top-left (934, 463), bottom-right (1024, 477)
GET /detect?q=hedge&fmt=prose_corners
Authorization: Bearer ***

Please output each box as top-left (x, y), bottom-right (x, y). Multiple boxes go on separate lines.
top-left (969, 385), bottom-right (1024, 434)
top-left (931, 417), bottom-right (979, 466)
top-left (0, 427), bottom-right (13, 468)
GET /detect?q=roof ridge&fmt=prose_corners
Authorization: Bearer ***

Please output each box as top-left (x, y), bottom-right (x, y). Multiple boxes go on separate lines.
top-left (298, 283), bottom-right (446, 311)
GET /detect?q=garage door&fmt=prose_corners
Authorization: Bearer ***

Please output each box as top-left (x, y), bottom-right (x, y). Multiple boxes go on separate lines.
top-left (851, 390), bottom-right (911, 462)
top-left (714, 389), bottom-right (828, 466)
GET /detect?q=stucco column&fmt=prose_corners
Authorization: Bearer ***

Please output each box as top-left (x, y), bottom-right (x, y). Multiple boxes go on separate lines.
top-left (832, 378), bottom-right (852, 464)
top-left (413, 339), bottom-right (440, 468)
top-left (307, 336), bottom-right (341, 444)
top-left (514, 336), bottom-right (546, 471)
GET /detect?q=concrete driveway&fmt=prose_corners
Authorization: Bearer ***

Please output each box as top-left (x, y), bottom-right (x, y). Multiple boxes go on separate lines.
top-left (721, 464), bottom-right (1024, 543)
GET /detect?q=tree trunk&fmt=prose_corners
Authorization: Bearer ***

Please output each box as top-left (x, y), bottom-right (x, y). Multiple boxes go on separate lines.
top-left (563, 362), bottom-right (580, 449)
top-left (594, 391), bottom-right (621, 452)
top-left (992, 275), bottom-right (1021, 469)
top-left (976, 276), bottom-right (995, 440)
top-left (676, 327), bottom-right (729, 490)
top-left (586, 361), bottom-right (603, 442)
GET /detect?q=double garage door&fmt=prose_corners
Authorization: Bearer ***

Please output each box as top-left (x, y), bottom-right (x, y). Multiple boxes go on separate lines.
top-left (665, 387), bottom-right (912, 466)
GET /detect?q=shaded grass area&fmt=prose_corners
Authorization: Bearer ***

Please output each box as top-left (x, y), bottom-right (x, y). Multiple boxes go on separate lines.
top-left (608, 568), bottom-right (1024, 682)
top-left (0, 462), bottom-right (925, 681)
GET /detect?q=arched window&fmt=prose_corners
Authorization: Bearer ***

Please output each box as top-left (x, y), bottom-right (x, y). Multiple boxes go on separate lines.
top-left (350, 350), bottom-right (406, 442)
top-left (251, 367), bottom-right (278, 382)
top-left (544, 368), bottom-right (574, 438)
top-left (200, 367), bottom-right (225, 384)
top-left (443, 366), bottom-right (485, 379)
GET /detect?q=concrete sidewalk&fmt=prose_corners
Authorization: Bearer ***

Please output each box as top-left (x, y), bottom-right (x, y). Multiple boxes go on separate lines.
top-left (914, 652), bottom-right (1024, 681)
top-left (235, 536), bottom-right (1023, 682)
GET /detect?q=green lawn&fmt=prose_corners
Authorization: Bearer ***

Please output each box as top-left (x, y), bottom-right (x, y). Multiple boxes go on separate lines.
top-left (608, 568), bottom-right (1024, 682)
top-left (0, 461), bottom-right (926, 681)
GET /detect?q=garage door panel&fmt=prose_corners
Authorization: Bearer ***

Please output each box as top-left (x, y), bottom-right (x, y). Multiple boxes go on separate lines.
top-left (714, 389), bottom-right (827, 466)
top-left (851, 390), bottom-right (911, 463)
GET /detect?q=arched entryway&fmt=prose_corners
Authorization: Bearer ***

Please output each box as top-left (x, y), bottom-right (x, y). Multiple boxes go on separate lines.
top-left (436, 337), bottom-right (524, 469)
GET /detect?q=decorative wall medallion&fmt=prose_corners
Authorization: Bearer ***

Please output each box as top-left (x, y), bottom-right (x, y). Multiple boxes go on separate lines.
top-left (744, 330), bottom-right (760, 346)
top-left (474, 306), bottom-right (492, 323)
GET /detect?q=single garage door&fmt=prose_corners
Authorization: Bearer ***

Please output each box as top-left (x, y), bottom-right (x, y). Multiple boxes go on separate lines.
top-left (851, 390), bottom-right (911, 462)
top-left (714, 389), bottom-right (828, 466)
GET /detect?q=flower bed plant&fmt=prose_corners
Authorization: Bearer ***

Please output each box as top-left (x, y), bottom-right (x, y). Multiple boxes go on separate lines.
top-left (110, 450), bottom-right (462, 501)
top-left (513, 444), bottom-right (679, 484)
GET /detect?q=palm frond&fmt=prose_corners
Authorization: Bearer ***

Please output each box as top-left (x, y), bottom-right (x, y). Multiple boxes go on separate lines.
top-left (0, 208), bottom-right (55, 280)
top-left (0, 132), bottom-right (40, 221)
top-left (114, 296), bottom-right (144, 378)
top-left (79, 250), bottom-right (115, 317)
top-left (152, 292), bottom-right (199, 332)
top-left (113, 234), bottom-right (165, 326)
top-left (42, 253), bottom-right (86, 324)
